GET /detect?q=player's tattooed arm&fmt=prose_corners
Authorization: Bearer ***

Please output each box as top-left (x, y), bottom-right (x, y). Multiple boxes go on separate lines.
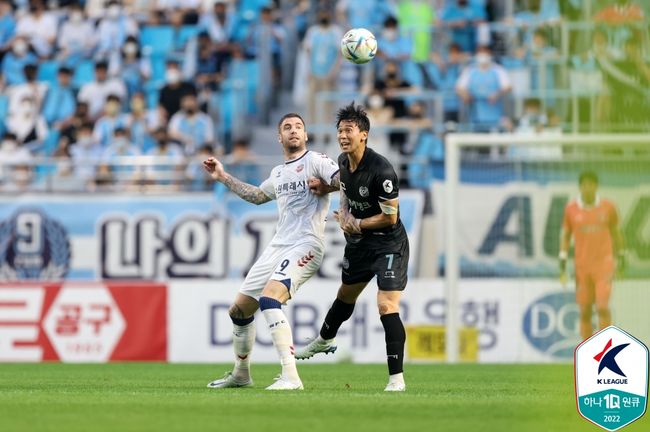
top-left (308, 172), bottom-right (340, 196)
top-left (203, 156), bottom-right (271, 205)
top-left (222, 173), bottom-right (271, 205)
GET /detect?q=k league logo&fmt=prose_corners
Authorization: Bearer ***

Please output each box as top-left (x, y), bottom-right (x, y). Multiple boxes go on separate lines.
top-left (575, 326), bottom-right (649, 431)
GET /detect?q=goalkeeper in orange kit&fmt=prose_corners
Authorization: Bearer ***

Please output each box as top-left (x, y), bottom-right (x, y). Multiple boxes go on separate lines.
top-left (559, 171), bottom-right (626, 340)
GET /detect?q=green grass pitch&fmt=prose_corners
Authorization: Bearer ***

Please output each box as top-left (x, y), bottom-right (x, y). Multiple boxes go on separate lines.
top-left (0, 363), bottom-right (647, 432)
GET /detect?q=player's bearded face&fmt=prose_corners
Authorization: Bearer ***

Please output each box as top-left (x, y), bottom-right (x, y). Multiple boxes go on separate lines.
top-left (279, 118), bottom-right (307, 152)
top-left (337, 120), bottom-right (367, 153)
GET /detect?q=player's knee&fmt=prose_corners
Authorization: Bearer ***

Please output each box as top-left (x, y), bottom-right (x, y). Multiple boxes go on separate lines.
top-left (377, 301), bottom-right (398, 316)
top-left (229, 304), bottom-right (249, 320)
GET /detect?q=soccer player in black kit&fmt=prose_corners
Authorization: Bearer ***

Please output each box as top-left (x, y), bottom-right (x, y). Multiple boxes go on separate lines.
top-left (297, 102), bottom-right (409, 391)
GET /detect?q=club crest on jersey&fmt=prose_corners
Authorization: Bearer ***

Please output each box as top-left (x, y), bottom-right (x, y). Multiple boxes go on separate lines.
top-left (359, 186), bottom-right (369, 197)
top-left (383, 180), bottom-right (393, 193)
top-left (342, 257), bottom-right (349, 270)
top-left (296, 165), bottom-right (304, 173)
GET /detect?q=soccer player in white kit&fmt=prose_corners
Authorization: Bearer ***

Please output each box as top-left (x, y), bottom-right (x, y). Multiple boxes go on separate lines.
top-left (202, 113), bottom-right (339, 390)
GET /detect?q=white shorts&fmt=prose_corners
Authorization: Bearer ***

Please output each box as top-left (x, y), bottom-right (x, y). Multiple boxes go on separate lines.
top-left (240, 241), bottom-right (324, 300)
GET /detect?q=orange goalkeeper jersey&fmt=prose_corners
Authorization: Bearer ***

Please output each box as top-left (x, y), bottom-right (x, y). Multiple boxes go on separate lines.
top-left (563, 197), bottom-right (618, 270)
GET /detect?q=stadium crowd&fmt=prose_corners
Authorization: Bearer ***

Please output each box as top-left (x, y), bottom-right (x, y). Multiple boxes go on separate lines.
top-left (0, 0), bottom-right (648, 192)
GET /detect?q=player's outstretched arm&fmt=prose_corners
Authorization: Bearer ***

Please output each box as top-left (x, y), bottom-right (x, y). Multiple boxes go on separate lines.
top-left (203, 157), bottom-right (271, 205)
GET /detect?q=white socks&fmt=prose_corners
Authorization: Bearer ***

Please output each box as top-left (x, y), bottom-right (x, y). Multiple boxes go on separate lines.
top-left (262, 308), bottom-right (300, 382)
top-left (388, 372), bottom-right (405, 385)
top-left (232, 322), bottom-right (255, 379)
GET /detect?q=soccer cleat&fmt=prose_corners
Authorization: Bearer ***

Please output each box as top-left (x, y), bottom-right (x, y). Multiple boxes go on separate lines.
top-left (295, 337), bottom-right (337, 360)
top-left (265, 375), bottom-right (304, 390)
top-left (207, 371), bottom-right (253, 389)
top-left (384, 381), bottom-right (406, 392)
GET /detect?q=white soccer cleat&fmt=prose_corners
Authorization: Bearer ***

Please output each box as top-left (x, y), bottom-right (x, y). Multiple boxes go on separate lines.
top-left (265, 375), bottom-right (304, 390)
top-left (384, 381), bottom-right (406, 392)
top-left (207, 371), bottom-right (253, 389)
top-left (295, 337), bottom-right (337, 360)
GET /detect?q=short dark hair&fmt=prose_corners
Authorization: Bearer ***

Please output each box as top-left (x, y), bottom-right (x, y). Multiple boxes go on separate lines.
top-left (336, 102), bottom-right (370, 134)
top-left (579, 171), bottom-right (598, 185)
top-left (277, 113), bottom-right (305, 132)
top-left (384, 16), bottom-right (398, 28)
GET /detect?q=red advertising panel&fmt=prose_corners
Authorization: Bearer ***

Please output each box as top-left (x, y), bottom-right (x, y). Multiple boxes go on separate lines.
top-left (0, 282), bottom-right (166, 362)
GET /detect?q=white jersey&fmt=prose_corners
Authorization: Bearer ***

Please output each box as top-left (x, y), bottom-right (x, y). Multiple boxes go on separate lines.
top-left (259, 150), bottom-right (339, 247)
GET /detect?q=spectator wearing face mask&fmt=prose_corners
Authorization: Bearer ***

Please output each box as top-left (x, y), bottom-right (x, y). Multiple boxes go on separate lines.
top-left (456, 46), bottom-right (512, 132)
top-left (70, 122), bottom-right (103, 186)
top-left (158, 60), bottom-right (196, 118)
top-left (302, 11), bottom-right (342, 125)
top-left (77, 60), bottom-right (127, 119)
top-left (377, 16), bottom-right (412, 66)
top-left (1, 37), bottom-right (37, 86)
top-left (42, 67), bottom-right (76, 127)
top-left (96, 0), bottom-right (139, 60)
top-left (6, 95), bottom-right (48, 146)
top-left (15, 0), bottom-right (57, 58)
top-left (168, 93), bottom-right (214, 155)
top-left (123, 92), bottom-right (160, 152)
top-left (57, 4), bottom-right (97, 64)
top-left (109, 35), bottom-right (151, 99)
top-left (100, 127), bottom-right (141, 187)
top-left (7, 63), bottom-right (47, 116)
top-left (145, 126), bottom-right (185, 187)
top-left (58, 101), bottom-right (92, 147)
top-left (93, 94), bottom-right (129, 147)
top-left (101, 127), bottom-right (140, 164)
top-left (515, 98), bottom-right (547, 133)
top-left (0, 132), bottom-right (33, 192)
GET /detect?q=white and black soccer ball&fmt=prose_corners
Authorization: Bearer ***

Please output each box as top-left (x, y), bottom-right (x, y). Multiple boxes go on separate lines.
top-left (340, 28), bottom-right (378, 65)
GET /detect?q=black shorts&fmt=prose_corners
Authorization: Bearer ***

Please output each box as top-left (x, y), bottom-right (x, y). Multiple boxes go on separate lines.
top-left (341, 236), bottom-right (409, 291)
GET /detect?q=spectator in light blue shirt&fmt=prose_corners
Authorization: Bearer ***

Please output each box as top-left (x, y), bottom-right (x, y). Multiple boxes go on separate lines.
top-left (456, 46), bottom-right (512, 131)
top-left (425, 43), bottom-right (468, 123)
top-left (93, 95), bottom-right (129, 147)
top-left (42, 67), bottom-right (77, 126)
top-left (1, 37), bottom-right (37, 86)
top-left (0, 0), bottom-right (16, 51)
top-left (168, 93), bottom-right (215, 156)
top-left (303, 11), bottom-right (341, 124)
top-left (377, 16), bottom-right (412, 73)
top-left (145, 126), bottom-right (185, 186)
top-left (336, 0), bottom-right (393, 33)
top-left (101, 127), bottom-right (141, 170)
top-left (439, 0), bottom-right (486, 53)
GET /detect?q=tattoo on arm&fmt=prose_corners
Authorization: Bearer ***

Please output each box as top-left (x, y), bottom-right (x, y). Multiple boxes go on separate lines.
top-left (340, 189), bottom-right (349, 212)
top-left (223, 173), bottom-right (271, 205)
top-left (330, 173), bottom-right (341, 190)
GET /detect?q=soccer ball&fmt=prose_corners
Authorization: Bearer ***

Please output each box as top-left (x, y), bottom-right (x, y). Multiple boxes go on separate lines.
top-left (340, 28), bottom-right (377, 65)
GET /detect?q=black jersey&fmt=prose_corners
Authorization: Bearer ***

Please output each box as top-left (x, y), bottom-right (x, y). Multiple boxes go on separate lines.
top-left (338, 146), bottom-right (406, 243)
